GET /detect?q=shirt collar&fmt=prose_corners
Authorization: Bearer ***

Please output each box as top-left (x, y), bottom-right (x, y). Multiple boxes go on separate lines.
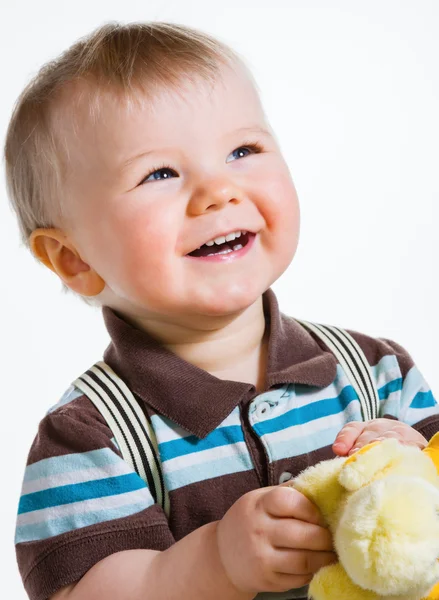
top-left (102, 290), bottom-right (337, 438)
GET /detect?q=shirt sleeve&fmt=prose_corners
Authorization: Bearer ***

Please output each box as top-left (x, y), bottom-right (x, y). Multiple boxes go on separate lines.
top-left (377, 338), bottom-right (439, 440)
top-left (347, 328), bottom-right (439, 440)
top-left (15, 389), bottom-right (175, 600)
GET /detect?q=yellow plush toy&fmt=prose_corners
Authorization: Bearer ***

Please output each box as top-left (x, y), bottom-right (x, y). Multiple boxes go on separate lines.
top-left (291, 432), bottom-right (439, 600)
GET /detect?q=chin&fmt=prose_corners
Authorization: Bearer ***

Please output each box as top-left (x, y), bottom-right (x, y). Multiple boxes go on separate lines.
top-left (193, 281), bottom-right (268, 317)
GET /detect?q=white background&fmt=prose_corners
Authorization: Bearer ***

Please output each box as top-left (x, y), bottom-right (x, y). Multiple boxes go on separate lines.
top-left (1, 1), bottom-right (438, 597)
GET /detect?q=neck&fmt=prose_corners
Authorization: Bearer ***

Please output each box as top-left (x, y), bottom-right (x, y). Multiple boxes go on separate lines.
top-left (126, 297), bottom-right (268, 389)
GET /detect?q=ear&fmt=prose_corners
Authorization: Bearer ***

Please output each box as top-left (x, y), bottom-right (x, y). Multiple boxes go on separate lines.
top-left (29, 228), bottom-right (105, 297)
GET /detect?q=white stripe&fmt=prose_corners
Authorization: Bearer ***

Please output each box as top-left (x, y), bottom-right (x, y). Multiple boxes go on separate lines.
top-left (23, 448), bottom-right (121, 483)
top-left (149, 417), bottom-right (192, 443)
top-left (371, 355), bottom-right (400, 389)
top-left (16, 500), bottom-right (150, 543)
top-left (165, 454), bottom-right (254, 492)
top-left (163, 440), bottom-right (251, 474)
top-left (404, 405), bottom-right (439, 426)
top-left (17, 486), bottom-right (152, 527)
top-left (21, 460), bottom-right (132, 495)
top-left (266, 413), bottom-right (361, 462)
top-left (377, 389), bottom-right (401, 417)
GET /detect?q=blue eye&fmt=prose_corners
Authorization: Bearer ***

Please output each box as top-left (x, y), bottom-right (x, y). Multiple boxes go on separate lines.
top-left (141, 167), bottom-right (178, 184)
top-left (226, 143), bottom-right (262, 163)
top-left (232, 147), bottom-right (251, 159)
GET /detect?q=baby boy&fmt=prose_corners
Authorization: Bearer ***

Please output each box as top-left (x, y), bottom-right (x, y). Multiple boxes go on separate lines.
top-left (6, 22), bottom-right (438, 600)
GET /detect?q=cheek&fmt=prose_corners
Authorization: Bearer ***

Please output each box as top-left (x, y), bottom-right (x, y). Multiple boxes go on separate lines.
top-left (258, 171), bottom-right (301, 275)
top-left (89, 202), bottom-right (178, 284)
top-left (258, 171), bottom-right (300, 240)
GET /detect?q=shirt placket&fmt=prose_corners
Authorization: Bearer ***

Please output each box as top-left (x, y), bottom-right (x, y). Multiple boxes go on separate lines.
top-left (247, 386), bottom-right (295, 486)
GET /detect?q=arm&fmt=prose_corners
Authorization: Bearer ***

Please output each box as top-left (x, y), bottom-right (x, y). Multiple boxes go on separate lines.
top-left (52, 486), bottom-right (336, 600)
top-left (52, 522), bottom-right (251, 600)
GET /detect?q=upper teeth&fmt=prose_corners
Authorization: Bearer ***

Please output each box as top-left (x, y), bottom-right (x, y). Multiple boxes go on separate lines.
top-left (205, 231), bottom-right (244, 247)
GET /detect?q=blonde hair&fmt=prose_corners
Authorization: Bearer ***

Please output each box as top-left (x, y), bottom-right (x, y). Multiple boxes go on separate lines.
top-left (4, 22), bottom-right (240, 246)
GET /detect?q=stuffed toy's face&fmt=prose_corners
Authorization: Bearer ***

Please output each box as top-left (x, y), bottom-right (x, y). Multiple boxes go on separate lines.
top-left (292, 432), bottom-right (439, 600)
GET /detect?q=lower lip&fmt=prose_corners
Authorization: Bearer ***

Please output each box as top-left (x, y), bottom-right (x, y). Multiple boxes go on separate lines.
top-left (186, 233), bottom-right (256, 263)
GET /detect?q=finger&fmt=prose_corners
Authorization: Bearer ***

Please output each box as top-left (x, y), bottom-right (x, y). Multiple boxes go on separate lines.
top-left (270, 519), bottom-right (334, 552)
top-left (388, 424), bottom-right (428, 448)
top-left (348, 430), bottom-right (427, 455)
top-left (332, 421), bottom-right (366, 455)
top-left (401, 437), bottom-right (428, 449)
top-left (347, 430), bottom-right (394, 455)
top-left (262, 486), bottom-right (326, 526)
top-left (274, 548), bottom-right (337, 576)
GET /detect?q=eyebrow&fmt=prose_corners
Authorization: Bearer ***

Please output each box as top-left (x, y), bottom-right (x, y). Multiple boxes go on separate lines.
top-left (120, 148), bottom-right (158, 171)
top-left (236, 125), bottom-right (272, 137)
top-left (120, 125), bottom-right (272, 170)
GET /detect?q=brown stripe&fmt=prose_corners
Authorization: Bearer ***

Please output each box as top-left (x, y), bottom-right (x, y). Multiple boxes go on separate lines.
top-left (26, 396), bottom-right (117, 465)
top-left (168, 469), bottom-right (260, 540)
top-left (412, 414), bottom-right (439, 441)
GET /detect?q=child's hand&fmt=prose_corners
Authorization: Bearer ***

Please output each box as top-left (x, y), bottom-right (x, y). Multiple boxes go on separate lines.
top-left (216, 484), bottom-right (336, 595)
top-left (332, 419), bottom-right (428, 456)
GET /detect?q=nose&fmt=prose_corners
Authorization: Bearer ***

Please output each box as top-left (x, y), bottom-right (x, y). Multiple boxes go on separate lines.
top-left (187, 176), bottom-right (245, 216)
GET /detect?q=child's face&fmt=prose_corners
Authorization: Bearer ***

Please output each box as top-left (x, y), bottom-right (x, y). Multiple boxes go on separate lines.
top-left (63, 64), bottom-right (300, 320)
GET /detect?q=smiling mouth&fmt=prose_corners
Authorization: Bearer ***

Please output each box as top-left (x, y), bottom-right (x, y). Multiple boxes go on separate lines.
top-left (188, 232), bottom-right (251, 257)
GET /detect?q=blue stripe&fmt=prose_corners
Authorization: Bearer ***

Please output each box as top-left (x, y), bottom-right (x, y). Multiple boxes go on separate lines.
top-left (260, 399), bottom-right (362, 461)
top-left (410, 390), bottom-right (436, 409)
top-left (15, 499), bottom-right (152, 543)
top-left (18, 473), bottom-right (146, 514)
top-left (378, 377), bottom-right (402, 400)
top-left (159, 425), bottom-right (245, 461)
top-left (23, 448), bottom-right (121, 483)
top-left (253, 386), bottom-right (357, 437)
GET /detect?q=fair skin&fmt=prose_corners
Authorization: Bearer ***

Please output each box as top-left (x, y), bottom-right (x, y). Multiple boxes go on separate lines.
top-left (333, 418), bottom-right (427, 456)
top-left (32, 63), bottom-right (299, 389)
top-left (33, 63), bottom-right (424, 600)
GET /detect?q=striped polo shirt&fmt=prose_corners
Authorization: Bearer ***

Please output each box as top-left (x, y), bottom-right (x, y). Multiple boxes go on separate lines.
top-left (15, 290), bottom-right (439, 600)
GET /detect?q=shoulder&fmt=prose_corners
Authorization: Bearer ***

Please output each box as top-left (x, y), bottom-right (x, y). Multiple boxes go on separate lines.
top-left (296, 318), bottom-right (415, 382)
top-left (298, 318), bottom-right (434, 407)
top-left (341, 326), bottom-right (438, 433)
top-left (344, 327), bottom-right (414, 378)
top-left (28, 384), bottom-right (119, 463)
